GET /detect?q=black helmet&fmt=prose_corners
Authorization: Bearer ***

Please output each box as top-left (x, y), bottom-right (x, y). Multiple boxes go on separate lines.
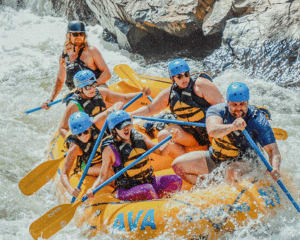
top-left (67, 21), bottom-right (86, 33)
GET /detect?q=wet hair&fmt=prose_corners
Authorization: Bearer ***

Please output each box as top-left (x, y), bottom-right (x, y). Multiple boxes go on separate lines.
top-left (111, 129), bottom-right (120, 140)
top-left (63, 32), bottom-right (88, 54)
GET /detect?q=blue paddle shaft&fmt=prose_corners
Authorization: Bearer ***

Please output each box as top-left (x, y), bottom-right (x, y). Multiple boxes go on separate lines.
top-left (25, 99), bottom-right (62, 114)
top-left (133, 116), bottom-right (206, 128)
top-left (81, 135), bottom-right (172, 202)
top-left (243, 130), bottom-right (300, 212)
top-left (123, 92), bottom-right (143, 110)
top-left (25, 93), bottom-right (75, 114)
top-left (71, 92), bottom-right (143, 203)
top-left (70, 121), bottom-right (108, 203)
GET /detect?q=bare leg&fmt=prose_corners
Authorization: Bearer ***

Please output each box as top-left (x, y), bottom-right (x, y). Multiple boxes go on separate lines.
top-left (225, 161), bottom-right (251, 183)
top-left (172, 151), bottom-right (210, 185)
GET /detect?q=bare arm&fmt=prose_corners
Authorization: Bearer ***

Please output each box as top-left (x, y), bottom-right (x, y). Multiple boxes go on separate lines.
top-left (263, 143), bottom-right (281, 179)
top-left (89, 146), bottom-right (115, 193)
top-left (206, 115), bottom-right (246, 138)
top-left (99, 87), bottom-right (143, 107)
top-left (94, 101), bottom-right (124, 130)
top-left (194, 78), bottom-right (224, 105)
top-left (58, 103), bottom-right (79, 138)
top-left (130, 87), bottom-right (171, 116)
top-left (142, 133), bottom-right (163, 155)
top-left (60, 143), bottom-right (81, 197)
top-left (91, 47), bottom-right (111, 85)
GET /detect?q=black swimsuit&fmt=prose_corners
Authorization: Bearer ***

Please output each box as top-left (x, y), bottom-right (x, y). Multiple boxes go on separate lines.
top-left (62, 48), bottom-right (102, 90)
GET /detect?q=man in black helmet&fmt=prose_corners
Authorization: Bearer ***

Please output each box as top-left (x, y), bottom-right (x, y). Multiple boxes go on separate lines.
top-left (42, 20), bottom-right (111, 109)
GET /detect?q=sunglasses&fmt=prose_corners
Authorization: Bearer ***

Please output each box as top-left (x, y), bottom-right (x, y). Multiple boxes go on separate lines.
top-left (77, 129), bottom-right (89, 137)
top-left (71, 32), bottom-right (85, 37)
top-left (115, 122), bottom-right (131, 130)
top-left (174, 72), bottom-right (190, 80)
top-left (83, 82), bottom-right (97, 90)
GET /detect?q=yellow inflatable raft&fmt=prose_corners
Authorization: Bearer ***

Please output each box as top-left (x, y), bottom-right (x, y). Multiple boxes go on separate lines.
top-left (45, 66), bottom-right (282, 239)
top-left (51, 156), bottom-right (281, 240)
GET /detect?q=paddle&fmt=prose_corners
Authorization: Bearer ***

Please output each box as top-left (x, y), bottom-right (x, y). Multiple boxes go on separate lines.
top-left (70, 92), bottom-right (144, 203)
top-left (19, 93), bottom-right (143, 197)
top-left (115, 80), bottom-right (154, 104)
top-left (114, 64), bottom-right (143, 89)
top-left (70, 120), bottom-right (107, 203)
top-left (243, 130), bottom-right (300, 212)
top-left (25, 92), bottom-right (74, 114)
top-left (272, 128), bottom-right (288, 141)
top-left (133, 116), bottom-right (287, 141)
top-left (18, 155), bottom-right (65, 196)
top-left (114, 64), bottom-right (172, 85)
top-left (116, 80), bottom-right (140, 92)
top-left (132, 116), bottom-right (206, 128)
top-left (113, 64), bottom-right (155, 103)
top-left (29, 135), bottom-right (172, 240)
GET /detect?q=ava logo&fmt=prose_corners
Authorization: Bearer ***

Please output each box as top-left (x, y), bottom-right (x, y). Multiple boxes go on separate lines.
top-left (112, 209), bottom-right (156, 232)
top-left (258, 184), bottom-right (280, 208)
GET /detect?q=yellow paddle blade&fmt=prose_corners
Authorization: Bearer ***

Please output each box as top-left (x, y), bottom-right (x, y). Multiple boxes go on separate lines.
top-left (30, 201), bottom-right (82, 239)
top-left (114, 64), bottom-right (172, 86)
top-left (114, 64), bottom-right (143, 89)
top-left (273, 128), bottom-right (288, 140)
top-left (18, 157), bottom-right (63, 196)
top-left (116, 80), bottom-right (141, 93)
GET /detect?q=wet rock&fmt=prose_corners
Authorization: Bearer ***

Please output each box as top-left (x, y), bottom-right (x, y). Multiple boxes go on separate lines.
top-left (50, 0), bottom-right (98, 24)
top-left (102, 28), bottom-right (118, 44)
top-left (46, 0), bottom-right (216, 51)
top-left (219, 0), bottom-right (300, 85)
top-left (223, 0), bottom-right (300, 49)
top-left (202, 0), bottom-right (233, 36)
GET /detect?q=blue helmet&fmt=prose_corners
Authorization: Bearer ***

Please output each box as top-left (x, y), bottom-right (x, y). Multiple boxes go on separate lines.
top-left (107, 110), bottom-right (132, 131)
top-left (67, 21), bottom-right (86, 33)
top-left (168, 59), bottom-right (190, 78)
top-left (74, 70), bottom-right (96, 88)
top-left (226, 82), bottom-right (250, 102)
top-left (68, 111), bottom-right (93, 135)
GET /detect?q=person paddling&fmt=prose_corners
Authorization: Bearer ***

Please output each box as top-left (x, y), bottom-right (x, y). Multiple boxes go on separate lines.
top-left (58, 69), bottom-right (150, 139)
top-left (86, 110), bottom-right (182, 201)
top-left (61, 109), bottom-right (123, 198)
top-left (172, 82), bottom-right (281, 184)
top-left (131, 59), bottom-right (224, 158)
top-left (42, 21), bottom-right (111, 109)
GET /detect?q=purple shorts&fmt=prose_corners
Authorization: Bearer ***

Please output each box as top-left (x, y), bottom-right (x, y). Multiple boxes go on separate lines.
top-left (116, 175), bottom-right (182, 201)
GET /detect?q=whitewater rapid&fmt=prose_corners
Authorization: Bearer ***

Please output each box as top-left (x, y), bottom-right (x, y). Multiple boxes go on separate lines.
top-left (0, 6), bottom-right (299, 240)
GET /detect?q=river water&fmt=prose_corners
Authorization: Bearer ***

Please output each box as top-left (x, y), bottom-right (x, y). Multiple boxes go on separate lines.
top-left (0, 5), bottom-right (299, 240)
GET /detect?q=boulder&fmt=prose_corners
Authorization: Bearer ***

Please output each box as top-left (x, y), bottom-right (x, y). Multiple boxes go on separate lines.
top-left (220, 0), bottom-right (300, 85)
top-left (48, 0), bottom-right (217, 50)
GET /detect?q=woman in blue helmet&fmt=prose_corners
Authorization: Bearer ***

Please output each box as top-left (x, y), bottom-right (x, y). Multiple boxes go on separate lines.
top-left (58, 69), bottom-right (150, 139)
top-left (131, 59), bottom-right (224, 158)
top-left (86, 110), bottom-right (182, 201)
top-left (42, 20), bottom-right (111, 110)
top-left (172, 82), bottom-right (282, 184)
top-left (61, 111), bottom-right (116, 198)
